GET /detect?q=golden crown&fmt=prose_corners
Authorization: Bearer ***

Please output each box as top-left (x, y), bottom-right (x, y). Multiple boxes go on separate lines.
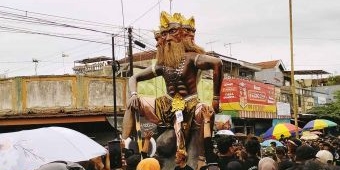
top-left (181, 16), bottom-right (195, 31)
top-left (160, 11), bottom-right (181, 29)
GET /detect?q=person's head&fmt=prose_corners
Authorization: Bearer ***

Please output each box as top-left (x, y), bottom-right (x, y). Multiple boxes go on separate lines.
top-left (37, 161), bottom-right (85, 170)
top-left (295, 145), bottom-right (317, 162)
top-left (227, 161), bottom-right (242, 170)
top-left (270, 141), bottom-right (277, 148)
top-left (316, 150), bottom-right (334, 165)
top-left (125, 154), bottom-right (141, 170)
top-left (216, 135), bottom-right (237, 155)
top-left (136, 158), bottom-right (160, 170)
top-left (303, 159), bottom-right (325, 170)
top-left (280, 134), bottom-right (284, 139)
top-left (175, 149), bottom-right (188, 165)
top-left (258, 157), bottom-right (278, 170)
top-left (287, 138), bottom-right (302, 154)
top-left (322, 142), bottom-right (333, 152)
top-left (275, 146), bottom-right (287, 159)
top-left (245, 139), bottom-right (261, 156)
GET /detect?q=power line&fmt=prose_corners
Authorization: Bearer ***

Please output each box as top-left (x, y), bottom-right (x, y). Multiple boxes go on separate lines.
top-left (0, 5), bottom-right (123, 29)
top-left (0, 10), bottom-right (115, 35)
top-left (0, 25), bottom-right (129, 45)
top-left (129, 0), bottom-right (165, 25)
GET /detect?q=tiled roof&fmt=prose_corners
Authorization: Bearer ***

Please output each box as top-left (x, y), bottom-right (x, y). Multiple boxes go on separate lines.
top-left (254, 60), bottom-right (280, 69)
top-left (118, 50), bottom-right (157, 64)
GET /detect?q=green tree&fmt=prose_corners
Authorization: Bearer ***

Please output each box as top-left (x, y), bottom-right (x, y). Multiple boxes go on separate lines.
top-left (326, 75), bottom-right (340, 86)
top-left (308, 91), bottom-right (340, 119)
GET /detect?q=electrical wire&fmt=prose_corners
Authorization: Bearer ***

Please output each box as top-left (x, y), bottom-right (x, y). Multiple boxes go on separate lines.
top-left (0, 6), bottom-right (123, 29)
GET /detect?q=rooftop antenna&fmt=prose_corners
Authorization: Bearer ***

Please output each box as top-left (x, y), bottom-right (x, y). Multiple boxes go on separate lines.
top-left (62, 53), bottom-right (69, 74)
top-left (169, 0), bottom-right (173, 14)
top-left (32, 58), bottom-right (39, 75)
top-left (206, 40), bottom-right (219, 51)
top-left (224, 41), bottom-right (241, 57)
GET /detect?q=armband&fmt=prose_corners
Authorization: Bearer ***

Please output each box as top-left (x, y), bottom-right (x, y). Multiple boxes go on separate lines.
top-left (213, 95), bottom-right (220, 100)
top-left (194, 54), bottom-right (200, 66)
top-left (151, 62), bottom-right (158, 76)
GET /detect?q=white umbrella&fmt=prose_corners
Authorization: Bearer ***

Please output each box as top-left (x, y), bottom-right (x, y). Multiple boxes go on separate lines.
top-left (215, 130), bottom-right (235, 136)
top-left (300, 133), bottom-right (319, 140)
top-left (0, 126), bottom-right (107, 170)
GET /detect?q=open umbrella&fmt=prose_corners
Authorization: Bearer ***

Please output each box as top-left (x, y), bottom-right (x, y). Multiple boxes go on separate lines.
top-left (0, 126), bottom-right (107, 170)
top-left (215, 130), bottom-right (235, 136)
top-left (303, 119), bottom-right (337, 130)
top-left (263, 123), bottom-right (301, 140)
top-left (300, 133), bottom-right (319, 140)
top-left (310, 131), bottom-right (323, 135)
top-left (261, 139), bottom-right (283, 147)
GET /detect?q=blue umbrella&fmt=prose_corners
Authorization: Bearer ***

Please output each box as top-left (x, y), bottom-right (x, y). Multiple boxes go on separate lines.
top-left (261, 139), bottom-right (283, 147)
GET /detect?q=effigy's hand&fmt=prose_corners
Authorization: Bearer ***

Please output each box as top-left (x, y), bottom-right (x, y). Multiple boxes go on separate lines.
top-left (202, 106), bottom-right (213, 121)
top-left (212, 100), bottom-right (220, 114)
top-left (127, 95), bottom-right (139, 110)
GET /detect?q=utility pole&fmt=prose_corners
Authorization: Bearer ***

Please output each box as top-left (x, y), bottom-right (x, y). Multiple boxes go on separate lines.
top-left (128, 27), bottom-right (133, 77)
top-left (109, 34), bottom-right (123, 169)
top-left (32, 58), bottom-right (39, 75)
top-left (289, 0), bottom-right (299, 138)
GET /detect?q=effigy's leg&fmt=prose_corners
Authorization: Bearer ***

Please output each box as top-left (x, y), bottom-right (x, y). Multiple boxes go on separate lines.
top-left (188, 103), bottom-right (214, 169)
top-left (122, 96), bottom-right (160, 139)
top-left (174, 119), bottom-right (186, 150)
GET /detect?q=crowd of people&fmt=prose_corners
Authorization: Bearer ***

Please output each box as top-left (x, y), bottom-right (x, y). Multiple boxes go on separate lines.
top-left (119, 106), bottom-right (340, 170)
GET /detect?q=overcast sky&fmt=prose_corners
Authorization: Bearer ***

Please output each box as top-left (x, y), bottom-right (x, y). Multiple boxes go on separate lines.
top-left (1, 0), bottom-right (339, 78)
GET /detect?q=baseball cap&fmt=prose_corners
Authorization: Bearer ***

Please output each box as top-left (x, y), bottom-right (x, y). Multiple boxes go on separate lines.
top-left (316, 150), bottom-right (334, 164)
top-left (295, 145), bottom-right (317, 161)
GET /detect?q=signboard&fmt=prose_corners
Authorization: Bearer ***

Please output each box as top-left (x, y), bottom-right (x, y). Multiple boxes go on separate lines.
top-left (318, 97), bottom-right (327, 105)
top-left (276, 102), bottom-right (291, 116)
top-left (220, 78), bottom-right (276, 112)
top-left (214, 114), bottom-right (232, 130)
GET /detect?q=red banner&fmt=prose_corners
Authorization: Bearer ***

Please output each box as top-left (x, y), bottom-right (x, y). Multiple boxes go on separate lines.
top-left (220, 78), bottom-right (276, 112)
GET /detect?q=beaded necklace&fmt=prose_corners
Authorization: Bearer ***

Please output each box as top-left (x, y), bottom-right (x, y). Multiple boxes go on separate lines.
top-left (163, 57), bottom-right (186, 82)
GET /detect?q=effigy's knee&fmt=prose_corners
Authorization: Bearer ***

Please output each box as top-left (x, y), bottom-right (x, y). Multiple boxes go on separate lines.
top-left (156, 129), bottom-right (177, 157)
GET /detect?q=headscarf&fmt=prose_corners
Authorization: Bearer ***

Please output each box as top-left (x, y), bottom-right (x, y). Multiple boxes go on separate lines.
top-left (136, 158), bottom-right (160, 170)
top-left (258, 157), bottom-right (278, 170)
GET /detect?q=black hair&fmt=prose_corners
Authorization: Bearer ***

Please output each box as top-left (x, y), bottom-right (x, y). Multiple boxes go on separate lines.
top-left (216, 135), bottom-right (235, 154)
top-left (245, 139), bottom-right (261, 155)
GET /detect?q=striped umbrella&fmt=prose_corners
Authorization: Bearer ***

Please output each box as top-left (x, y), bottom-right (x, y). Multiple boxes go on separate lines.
top-left (263, 123), bottom-right (301, 140)
top-left (303, 119), bottom-right (337, 130)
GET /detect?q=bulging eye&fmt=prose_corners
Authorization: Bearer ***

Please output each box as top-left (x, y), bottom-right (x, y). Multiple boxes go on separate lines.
top-left (161, 32), bottom-right (168, 37)
top-left (169, 28), bottom-right (178, 34)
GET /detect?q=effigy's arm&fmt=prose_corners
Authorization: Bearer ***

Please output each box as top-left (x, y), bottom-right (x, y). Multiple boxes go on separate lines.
top-left (122, 65), bottom-right (162, 139)
top-left (192, 54), bottom-right (223, 113)
top-left (128, 65), bottom-right (160, 94)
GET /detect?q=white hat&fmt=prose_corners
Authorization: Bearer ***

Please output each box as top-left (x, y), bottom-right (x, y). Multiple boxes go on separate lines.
top-left (316, 150), bottom-right (333, 164)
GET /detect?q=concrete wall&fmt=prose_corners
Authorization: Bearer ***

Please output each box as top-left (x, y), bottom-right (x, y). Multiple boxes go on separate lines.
top-left (313, 85), bottom-right (340, 102)
top-left (0, 75), bottom-right (127, 115)
top-left (0, 80), bottom-right (12, 112)
top-left (255, 68), bottom-right (284, 87)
